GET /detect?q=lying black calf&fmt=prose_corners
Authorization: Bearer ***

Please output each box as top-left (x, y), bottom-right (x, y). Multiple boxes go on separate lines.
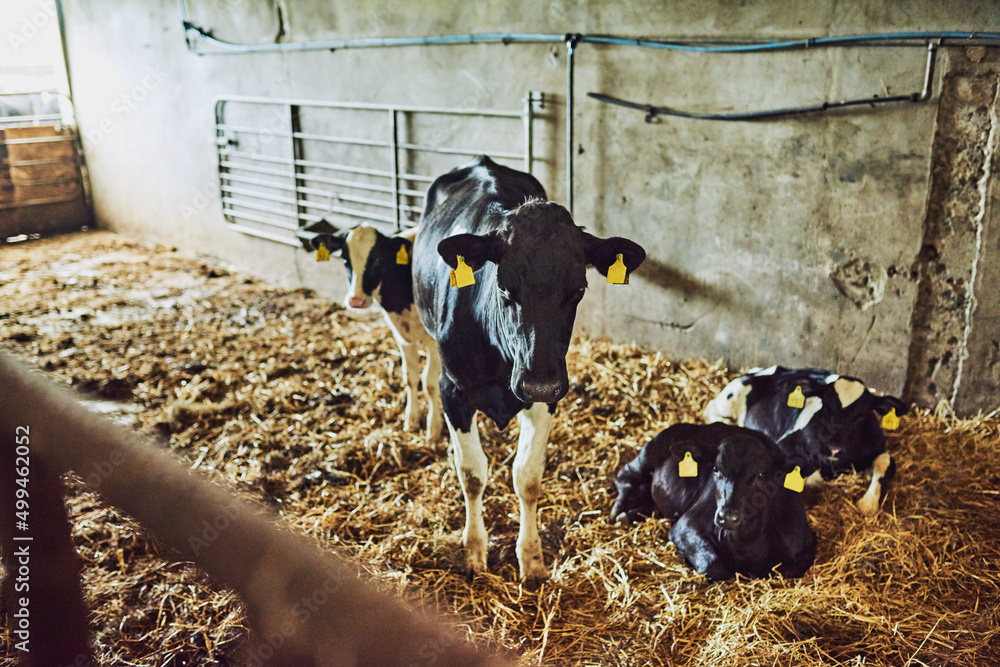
top-left (611, 423), bottom-right (816, 580)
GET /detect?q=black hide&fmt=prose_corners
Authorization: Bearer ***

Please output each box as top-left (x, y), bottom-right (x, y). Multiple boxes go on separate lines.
top-left (732, 367), bottom-right (906, 480)
top-left (413, 155), bottom-right (646, 431)
top-left (611, 423), bottom-right (816, 581)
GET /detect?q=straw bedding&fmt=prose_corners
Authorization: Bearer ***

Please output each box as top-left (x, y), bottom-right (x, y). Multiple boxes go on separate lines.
top-left (1, 231), bottom-right (998, 665)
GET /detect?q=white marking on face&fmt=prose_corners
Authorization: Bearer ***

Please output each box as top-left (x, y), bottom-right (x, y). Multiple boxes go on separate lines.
top-left (824, 374), bottom-right (840, 384)
top-left (344, 226), bottom-right (378, 309)
top-left (703, 379), bottom-right (751, 425)
top-left (753, 365), bottom-right (778, 376)
top-left (790, 396), bottom-right (823, 432)
top-left (833, 378), bottom-right (866, 408)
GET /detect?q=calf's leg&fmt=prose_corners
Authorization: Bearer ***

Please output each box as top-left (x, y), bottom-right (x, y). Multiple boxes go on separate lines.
top-left (513, 403), bottom-right (552, 583)
top-left (856, 452), bottom-right (892, 516)
top-left (398, 339), bottom-right (422, 432)
top-left (384, 312), bottom-right (422, 433)
top-left (670, 513), bottom-right (734, 581)
top-left (422, 343), bottom-right (444, 442)
top-left (444, 412), bottom-right (489, 575)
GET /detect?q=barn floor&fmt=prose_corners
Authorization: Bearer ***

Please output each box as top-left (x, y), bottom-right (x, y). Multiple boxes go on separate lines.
top-left (1, 230), bottom-right (999, 666)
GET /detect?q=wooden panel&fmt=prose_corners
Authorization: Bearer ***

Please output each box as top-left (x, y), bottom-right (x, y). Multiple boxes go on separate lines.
top-left (1, 126), bottom-right (75, 161)
top-left (9, 159), bottom-right (80, 183)
top-left (0, 198), bottom-right (92, 238)
top-left (0, 124), bottom-right (91, 236)
top-left (13, 179), bottom-right (81, 204)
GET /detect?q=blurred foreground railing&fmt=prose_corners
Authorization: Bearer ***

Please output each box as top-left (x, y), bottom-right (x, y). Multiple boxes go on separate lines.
top-left (0, 352), bottom-right (504, 666)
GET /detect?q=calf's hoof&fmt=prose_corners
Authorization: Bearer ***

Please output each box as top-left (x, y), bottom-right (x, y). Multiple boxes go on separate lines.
top-left (518, 549), bottom-right (548, 586)
top-left (463, 545), bottom-right (488, 578)
top-left (426, 415), bottom-right (446, 444)
top-left (426, 425), bottom-right (446, 445)
top-left (609, 503), bottom-right (634, 525)
top-left (856, 492), bottom-right (880, 517)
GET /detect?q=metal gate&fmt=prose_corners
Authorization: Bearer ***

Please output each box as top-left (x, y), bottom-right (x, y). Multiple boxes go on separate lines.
top-left (214, 92), bottom-right (543, 246)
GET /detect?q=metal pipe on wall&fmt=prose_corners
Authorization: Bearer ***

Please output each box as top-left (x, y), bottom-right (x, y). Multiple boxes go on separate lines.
top-left (180, 0), bottom-right (1000, 225)
top-left (565, 34), bottom-right (578, 214)
top-left (919, 41), bottom-right (939, 101)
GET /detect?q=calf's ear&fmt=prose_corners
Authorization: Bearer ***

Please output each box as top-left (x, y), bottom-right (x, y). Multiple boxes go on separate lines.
top-left (583, 233), bottom-right (646, 278)
top-left (667, 439), bottom-right (714, 464)
top-left (437, 232), bottom-right (505, 271)
top-left (873, 395), bottom-right (908, 416)
top-left (772, 440), bottom-right (814, 476)
top-left (311, 233), bottom-right (347, 256)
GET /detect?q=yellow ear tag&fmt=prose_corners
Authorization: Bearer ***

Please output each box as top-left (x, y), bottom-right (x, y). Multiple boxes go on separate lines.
top-left (787, 386), bottom-right (805, 409)
top-left (450, 255), bottom-right (475, 288)
top-left (784, 466), bottom-right (804, 493)
top-left (396, 244), bottom-right (409, 265)
top-left (315, 244), bottom-right (330, 262)
top-left (882, 408), bottom-right (900, 431)
top-left (606, 253), bottom-right (628, 285)
top-left (678, 452), bottom-right (698, 478)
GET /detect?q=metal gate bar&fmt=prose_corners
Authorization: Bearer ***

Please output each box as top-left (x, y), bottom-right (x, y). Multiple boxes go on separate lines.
top-left (215, 92), bottom-right (543, 246)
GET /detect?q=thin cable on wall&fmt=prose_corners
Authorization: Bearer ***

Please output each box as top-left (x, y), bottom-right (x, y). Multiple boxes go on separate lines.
top-left (177, 5), bottom-right (1000, 57)
top-left (578, 32), bottom-right (1000, 52)
top-left (587, 91), bottom-right (921, 122)
top-left (588, 40), bottom-right (939, 122)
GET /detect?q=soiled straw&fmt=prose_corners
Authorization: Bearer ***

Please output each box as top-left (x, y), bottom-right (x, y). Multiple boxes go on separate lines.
top-left (1, 231), bottom-right (998, 665)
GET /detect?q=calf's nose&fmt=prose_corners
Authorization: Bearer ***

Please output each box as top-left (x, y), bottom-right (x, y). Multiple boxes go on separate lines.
top-left (715, 509), bottom-right (742, 530)
top-left (348, 296), bottom-right (370, 309)
top-left (517, 378), bottom-right (567, 404)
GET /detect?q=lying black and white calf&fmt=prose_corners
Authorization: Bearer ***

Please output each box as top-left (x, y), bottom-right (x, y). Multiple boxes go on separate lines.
top-left (298, 220), bottom-right (443, 441)
top-left (611, 423), bottom-right (816, 580)
top-left (702, 366), bottom-right (906, 516)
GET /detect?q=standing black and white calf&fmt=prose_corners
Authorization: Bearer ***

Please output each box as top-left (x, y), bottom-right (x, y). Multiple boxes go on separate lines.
top-left (413, 155), bottom-right (646, 582)
top-left (610, 423), bottom-right (816, 580)
top-left (702, 366), bottom-right (906, 516)
top-left (304, 222), bottom-right (443, 441)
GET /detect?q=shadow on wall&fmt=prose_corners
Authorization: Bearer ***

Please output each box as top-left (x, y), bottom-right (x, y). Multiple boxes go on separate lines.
top-left (623, 257), bottom-right (738, 330)
top-left (634, 257), bottom-right (729, 303)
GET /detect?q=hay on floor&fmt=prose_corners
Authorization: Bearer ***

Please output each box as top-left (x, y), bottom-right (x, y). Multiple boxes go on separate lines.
top-left (1, 231), bottom-right (998, 665)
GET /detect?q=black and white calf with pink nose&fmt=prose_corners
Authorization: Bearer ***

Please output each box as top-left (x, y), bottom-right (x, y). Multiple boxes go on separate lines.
top-left (414, 156), bottom-right (646, 583)
top-left (304, 222), bottom-right (444, 442)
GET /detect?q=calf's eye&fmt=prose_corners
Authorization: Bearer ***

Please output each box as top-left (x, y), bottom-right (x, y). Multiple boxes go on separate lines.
top-left (566, 287), bottom-right (586, 305)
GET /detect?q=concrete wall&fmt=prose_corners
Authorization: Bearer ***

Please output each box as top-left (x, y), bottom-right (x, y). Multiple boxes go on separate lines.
top-left (51, 0), bottom-right (1000, 413)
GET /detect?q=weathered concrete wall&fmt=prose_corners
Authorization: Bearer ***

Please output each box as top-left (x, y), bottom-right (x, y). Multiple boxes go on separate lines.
top-left (948, 48), bottom-right (1000, 415)
top-left (50, 0), bottom-right (1000, 413)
